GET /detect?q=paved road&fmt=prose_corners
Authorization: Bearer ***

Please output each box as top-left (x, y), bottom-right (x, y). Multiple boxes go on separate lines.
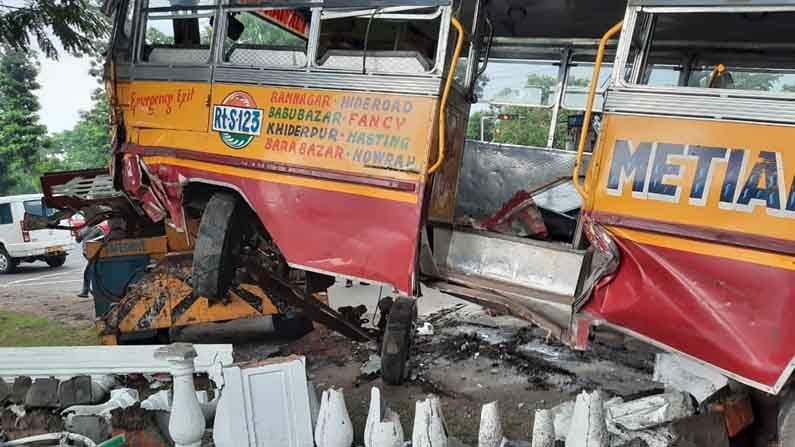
top-left (0, 253), bottom-right (87, 293)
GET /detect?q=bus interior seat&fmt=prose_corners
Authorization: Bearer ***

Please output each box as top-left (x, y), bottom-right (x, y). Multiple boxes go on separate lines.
top-left (317, 49), bottom-right (432, 73)
top-left (146, 45), bottom-right (212, 64)
top-left (226, 45), bottom-right (308, 67)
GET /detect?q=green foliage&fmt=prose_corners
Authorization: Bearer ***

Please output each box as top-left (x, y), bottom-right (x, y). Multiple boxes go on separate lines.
top-left (236, 12), bottom-right (305, 46)
top-left (0, 49), bottom-right (48, 194)
top-left (50, 88), bottom-right (111, 170)
top-left (0, 0), bottom-right (109, 59)
top-left (49, 44), bottom-right (111, 171)
top-left (146, 27), bottom-right (172, 45)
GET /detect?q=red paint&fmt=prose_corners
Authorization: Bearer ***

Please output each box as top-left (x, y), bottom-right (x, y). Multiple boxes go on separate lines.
top-left (143, 159), bottom-right (422, 294)
top-left (591, 210), bottom-right (795, 256)
top-left (584, 235), bottom-right (795, 388)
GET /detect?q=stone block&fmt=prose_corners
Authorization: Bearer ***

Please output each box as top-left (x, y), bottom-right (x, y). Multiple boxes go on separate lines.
top-left (11, 376), bottom-right (32, 404)
top-left (25, 378), bottom-right (60, 408)
top-left (66, 414), bottom-right (112, 444)
top-left (0, 379), bottom-right (10, 403)
top-left (59, 376), bottom-right (96, 408)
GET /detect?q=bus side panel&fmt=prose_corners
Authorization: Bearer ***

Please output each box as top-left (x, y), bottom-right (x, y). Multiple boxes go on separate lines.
top-left (120, 81), bottom-right (437, 295)
top-left (138, 155), bottom-right (422, 293)
top-left (118, 81), bottom-right (210, 132)
top-left (583, 113), bottom-right (795, 390)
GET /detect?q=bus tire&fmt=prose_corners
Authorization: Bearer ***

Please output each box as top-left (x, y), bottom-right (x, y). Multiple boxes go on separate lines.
top-left (381, 297), bottom-right (417, 385)
top-left (192, 192), bottom-right (242, 302)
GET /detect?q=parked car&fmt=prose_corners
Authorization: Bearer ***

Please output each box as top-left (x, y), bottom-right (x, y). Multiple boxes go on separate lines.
top-left (0, 194), bottom-right (77, 273)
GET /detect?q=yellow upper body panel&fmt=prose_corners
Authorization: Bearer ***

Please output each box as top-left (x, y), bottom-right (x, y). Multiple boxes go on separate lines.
top-left (587, 114), bottom-right (795, 245)
top-left (117, 80), bottom-right (438, 184)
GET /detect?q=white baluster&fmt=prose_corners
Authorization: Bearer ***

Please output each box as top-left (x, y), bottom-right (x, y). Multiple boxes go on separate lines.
top-left (365, 387), bottom-right (403, 447)
top-left (412, 395), bottom-right (448, 447)
top-left (532, 409), bottom-right (555, 447)
top-left (154, 343), bottom-right (205, 447)
top-left (314, 388), bottom-right (353, 447)
top-left (566, 391), bottom-right (607, 447)
top-left (478, 401), bottom-right (505, 447)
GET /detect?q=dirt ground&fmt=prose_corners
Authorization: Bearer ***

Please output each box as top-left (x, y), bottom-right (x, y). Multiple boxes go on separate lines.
top-left (0, 288), bottom-right (94, 328)
top-left (0, 280), bottom-right (775, 445)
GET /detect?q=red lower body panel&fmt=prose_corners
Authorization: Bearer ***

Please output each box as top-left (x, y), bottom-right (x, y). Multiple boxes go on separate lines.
top-left (585, 235), bottom-right (795, 389)
top-left (145, 160), bottom-right (422, 294)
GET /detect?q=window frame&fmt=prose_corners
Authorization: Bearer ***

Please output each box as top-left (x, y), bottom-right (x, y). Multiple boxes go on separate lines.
top-left (135, 0), bottom-right (220, 66)
top-left (215, 5), bottom-right (313, 70)
top-left (612, 5), bottom-right (795, 100)
top-left (311, 5), bottom-right (449, 76)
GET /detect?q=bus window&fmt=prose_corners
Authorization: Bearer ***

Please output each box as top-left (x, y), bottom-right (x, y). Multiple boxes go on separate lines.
top-left (139, 0), bottom-right (216, 65)
top-left (466, 60), bottom-right (558, 147)
top-left (112, 0), bottom-right (136, 61)
top-left (562, 62), bottom-right (612, 111)
top-left (624, 10), bottom-right (795, 94)
top-left (316, 7), bottom-right (442, 74)
top-left (221, 9), bottom-right (310, 68)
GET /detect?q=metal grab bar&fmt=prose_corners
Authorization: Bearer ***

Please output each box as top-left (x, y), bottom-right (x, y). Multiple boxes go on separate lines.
top-left (573, 20), bottom-right (623, 200)
top-left (428, 15), bottom-right (464, 175)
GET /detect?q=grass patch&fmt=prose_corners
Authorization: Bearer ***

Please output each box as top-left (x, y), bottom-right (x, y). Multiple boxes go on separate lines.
top-left (0, 310), bottom-right (97, 346)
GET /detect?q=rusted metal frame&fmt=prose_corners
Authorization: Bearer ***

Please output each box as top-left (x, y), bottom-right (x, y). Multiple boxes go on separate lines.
top-left (243, 254), bottom-right (373, 342)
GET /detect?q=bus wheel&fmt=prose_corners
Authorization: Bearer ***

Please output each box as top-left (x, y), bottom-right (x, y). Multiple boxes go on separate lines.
top-left (381, 297), bottom-right (417, 385)
top-left (780, 387), bottom-right (795, 445)
top-left (192, 192), bottom-right (242, 302)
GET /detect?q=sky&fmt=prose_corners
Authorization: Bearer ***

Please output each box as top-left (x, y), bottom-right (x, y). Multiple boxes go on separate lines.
top-left (36, 48), bottom-right (97, 134)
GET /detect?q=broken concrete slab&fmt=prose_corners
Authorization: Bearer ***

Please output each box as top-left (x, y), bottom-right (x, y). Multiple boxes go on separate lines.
top-left (65, 414), bottom-right (112, 444)
top-left (25, 378), bottom-right (60, 408)
top-left (59, 376), bottom-right (98, 408)
top-left (606, 392), bottom-right (693, 432)
top-left (670, 412), bottom-right (729, 447)
top-left (0, 379), bottom-right (10, 403)
top-left (11, 376), bottom-right (32, 404)
top-left (63, 388), bottom-right (139, 419)
top-left (653, 354), bottom-right (728, 403)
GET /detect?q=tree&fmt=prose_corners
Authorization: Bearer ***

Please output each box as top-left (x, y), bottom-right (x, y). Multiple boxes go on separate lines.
top-left (0, 0), bottom-right (109, 59)
top-left (49, 88), bottom-right (111, 170)
top-left (0, 49), bottom-right (48, 194)
top-left (49, 47), bottom-right (111, 171)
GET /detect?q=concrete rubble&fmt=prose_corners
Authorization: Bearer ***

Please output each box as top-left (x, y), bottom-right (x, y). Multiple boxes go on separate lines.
top-left (0, 304), bottom-right (752, 447)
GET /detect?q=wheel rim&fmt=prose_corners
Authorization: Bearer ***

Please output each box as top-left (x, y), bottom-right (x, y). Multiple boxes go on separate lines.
top-left (0, 254), bottom-right (8, 272)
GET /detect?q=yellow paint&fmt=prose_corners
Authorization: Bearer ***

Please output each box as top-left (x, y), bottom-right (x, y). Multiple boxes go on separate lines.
top-left (608, 227), bottom-right (795, 272)
top-left (427, 15), bottom-right (464, 174)
top-left (85, 237), bottom-right (168, 259)
top-left (587, 114), bottom-right (795, 246)
top-left (120, 80), bottom-right (437, 188)
top-left (143, 155), bottom-right (419, 204)
top-left (575, 20), bottom-right (623, 200)
top-left (118, 81), bottom-right (210, 132)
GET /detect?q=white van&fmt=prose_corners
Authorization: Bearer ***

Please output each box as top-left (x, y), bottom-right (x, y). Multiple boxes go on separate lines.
top-left (0, 194), bottom-right (77, 273)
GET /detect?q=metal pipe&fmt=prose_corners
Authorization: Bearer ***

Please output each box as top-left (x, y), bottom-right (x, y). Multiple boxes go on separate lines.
top-left (428, 15), bottom-right (464, 175)
top-left (546, 48), bottom-right (570, 148)
top-left (573, 21), bottom-right (624, 200)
